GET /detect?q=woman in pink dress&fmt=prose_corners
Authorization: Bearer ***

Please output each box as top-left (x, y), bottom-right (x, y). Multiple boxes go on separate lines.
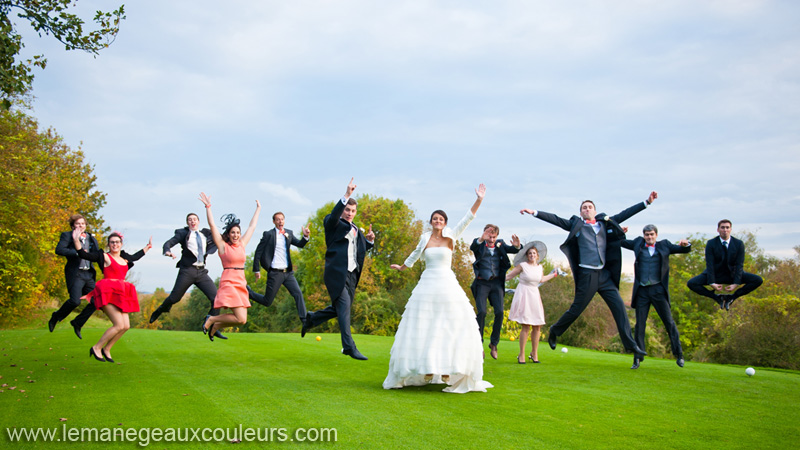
top-left (505, 241), bottom-right (558, 364)
top-left (74, 230), bottom-right (152, 363)
top-left (199, 192), bottom-right (261, 341)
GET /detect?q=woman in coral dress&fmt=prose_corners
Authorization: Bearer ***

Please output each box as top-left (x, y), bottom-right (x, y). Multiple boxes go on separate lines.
top-left (384, 184), bottom-right (493, 393)
top-left (74, 230), bottom-right (152, 363)
top-left (506, 241), bottom-right (559, 364)
top-left (199, 192), bottom-right (260, 341)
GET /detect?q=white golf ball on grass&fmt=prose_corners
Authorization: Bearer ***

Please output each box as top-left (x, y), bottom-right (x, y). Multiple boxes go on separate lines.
top-left (561, 347), bottom-right (568, 353)
top-left (746, 367), bottom-right (755, 376)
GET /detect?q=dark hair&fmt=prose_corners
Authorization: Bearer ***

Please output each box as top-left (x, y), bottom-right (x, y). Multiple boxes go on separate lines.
top-left (643, 224), bottom-right (658, 234)
top-left (272, 211), bottom-right (284, 221)
top-left (69, 214), bottom-right (85, 229)
top-left (107, 232), bottom-right (123, 245)
top-left (580, 200), bottom-right (595, 210)
top-left (718, 219), bottom-right (732, 228)
top-left (186, 213), bottom-right (199, 223)
top-left (346, 198), bottom-right (358, 207)
top-left (430, 210), bottom-right (448, 224)
top-left (220, 214), bottom-right (241, 244)
top-left (483, 224), bottom-right (499, 235)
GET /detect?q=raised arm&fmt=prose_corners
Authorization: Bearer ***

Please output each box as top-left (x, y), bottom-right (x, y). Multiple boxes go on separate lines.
top-left (505, 265), bottom-right (523, 281)
top-left (522, 209), bottom-right (572, 231)
top-left (240, 200), bottom-right (261, 247)
top-left (72, 228), bottom-right (106, 265)
top-left (470, 184), bottom-right (485, 216)
top-left (199, 192), bottom-right (225, 254)
top-left (55, 232), bottom-right (78, 257)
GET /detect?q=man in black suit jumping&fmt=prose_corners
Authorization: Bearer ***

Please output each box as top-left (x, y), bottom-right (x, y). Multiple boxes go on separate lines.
top-left (149, 212), bottom-right (226, 339)
top-left (520, 192), bottom-right (657, 362)
top-left (622, 224), bottom-right (691, 369)
top-left (687, 219), bottom-right (763, 310)
top-left (302, 178), bottom-right (375, 360)
top-left (49, 214), bottom-right (101, 338)
top-left (248, 212), bottom-right (310, 326)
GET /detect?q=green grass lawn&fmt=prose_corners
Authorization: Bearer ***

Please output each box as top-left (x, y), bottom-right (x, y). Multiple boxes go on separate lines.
top-left (1, 324), bottom-right (798, 449)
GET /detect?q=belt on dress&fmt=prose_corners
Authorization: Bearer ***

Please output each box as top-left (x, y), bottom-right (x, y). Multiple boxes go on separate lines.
top-left (223, 267), bottom-right (245, 270)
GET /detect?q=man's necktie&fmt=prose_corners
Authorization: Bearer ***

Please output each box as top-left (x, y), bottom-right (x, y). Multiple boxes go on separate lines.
top-left (195, 231), bottom-right (204, 264)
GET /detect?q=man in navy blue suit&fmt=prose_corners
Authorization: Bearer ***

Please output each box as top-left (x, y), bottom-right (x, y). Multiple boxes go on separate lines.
top-left (302, 178), bottom-right (375, 360)
top-left (687, 220), bottom-right (763, 310)
top-left (622, 224), bottom-right (691, 369)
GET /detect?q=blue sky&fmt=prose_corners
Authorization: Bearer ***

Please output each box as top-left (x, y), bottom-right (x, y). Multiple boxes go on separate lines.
top-left (18, 0), bottom-right (800, 291)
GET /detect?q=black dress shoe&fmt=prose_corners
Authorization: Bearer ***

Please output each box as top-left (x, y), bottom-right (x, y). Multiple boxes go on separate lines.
top-left (149, 307), bottom-right (163, 324)
top-left (89, 347), bottom-right (105, 362)
top-left (214, 330), bottom-right (228, 340)
top-left (548, 328), bottom-right (557, 350)
top-left (631, 357), bottom-right (641, 369)
top-left (342, 348), bottom-right (368, 360)
top-left (69, 320), bottom-right (83, 339)
top-left (301, 317), bottom-right (311, 338)
top-left (676, 357), bottom-right (685, 368)
top-left (246, 285), bottom-right (257, 301)
top-left (102, 349), bottom-right (115, 363)
top-left (633, 345), bottom-right (647, 357)
top-left (48, 314), bottom-right (58, 333)
top-left (723, 295), bottom-right (735, 311)
top-left (489, 344), bottom-right (498, 360)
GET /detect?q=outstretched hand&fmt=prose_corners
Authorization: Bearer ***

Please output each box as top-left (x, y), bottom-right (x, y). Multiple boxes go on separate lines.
top-left (255, 199), bottom-right (261, 209)
top-left (71, 228), bottom-right (82, 248)
top-left (519, 208), bottom-right (536, 216)
top-left (475, 183), bottom-right (486, 200)
top-left (345, 177), bottom-right (357, 198)
top-left (647, 191), bottom-right (658, 204)
top-left (510, 234), bottom-right (521, 247)
top-left (199, 192), bottom-right (211, 207)
top-left (144, 236), bottom-right (153, 252)
top-left (678, 239), bottom-right (690, 247)
top-left (302, 224), bottom-right (311, 238)
top-left (390, 264), bottom-right (406, 271)
top-left (365, 224), bottom-right (375, 241)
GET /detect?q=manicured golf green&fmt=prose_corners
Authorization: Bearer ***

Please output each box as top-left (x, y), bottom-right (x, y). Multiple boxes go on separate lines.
top-left (1, 327), bottom-right (798, 449)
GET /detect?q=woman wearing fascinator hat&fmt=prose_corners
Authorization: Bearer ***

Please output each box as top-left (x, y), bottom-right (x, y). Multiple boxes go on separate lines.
top-left (198, 193), bottom-right (261, 340)
top-left (505, 241), bottom-right (559, 364)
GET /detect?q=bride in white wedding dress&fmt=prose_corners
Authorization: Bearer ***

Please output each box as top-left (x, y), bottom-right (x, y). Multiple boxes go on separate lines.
top-left (383, 184), bottom-right (493, 393)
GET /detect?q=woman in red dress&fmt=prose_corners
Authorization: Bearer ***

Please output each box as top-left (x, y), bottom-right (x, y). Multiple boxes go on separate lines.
top-left (74, 230), bottom-right (152, 363)
top-left (198, 193), bottom-right (261, 341)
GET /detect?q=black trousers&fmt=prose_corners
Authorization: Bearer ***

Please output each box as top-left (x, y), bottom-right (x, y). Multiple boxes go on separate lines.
top-left (249, 270), bottom-right (307, 321)
top-left (53, 270), bottom-right (96, 325)
top-left (307, 271), bottom-right (358, 353)
top-left (687, 272), bottom-right (763, 301)
top-left (157, 266), bottom-right (220, 316)
top-left (471, 278), bottom-right (505, 347)
top-left (634, 284), bottom-right (682, 358)
top-left (550, 268), bottom-right (638, 352)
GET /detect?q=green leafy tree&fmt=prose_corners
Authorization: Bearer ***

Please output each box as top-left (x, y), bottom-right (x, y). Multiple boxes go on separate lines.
top-left (1, 0), bottom-right (125, 108)
top-left (0, 109), bottom-right (105, 324)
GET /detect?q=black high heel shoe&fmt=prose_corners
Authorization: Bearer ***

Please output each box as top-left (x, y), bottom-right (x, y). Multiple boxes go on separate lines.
top-left (529, 354), bottom-right (540, 363)
top-left (202, 315), bottom-right (210, 334)
top-left (208, 323), bottom-right (215, 342)
top-left (89, 347), bottom-right (105, 362)
top-left (102, 349), bottom-right (115, 363)
top-left (517, 356), bottom-right (526, 364)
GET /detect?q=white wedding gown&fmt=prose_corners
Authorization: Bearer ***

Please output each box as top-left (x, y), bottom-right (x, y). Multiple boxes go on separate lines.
top-left (383, 246), bottom-right (493, 393)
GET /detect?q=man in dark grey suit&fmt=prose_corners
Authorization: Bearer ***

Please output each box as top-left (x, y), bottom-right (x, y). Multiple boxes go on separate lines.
top-left (302, 178), bottom-right (375, 360)
top-left (149, 212), bottom-right (226, 339)
top-left (622, 224), bottom-right (691, 369)
top-left (687, 219), bottom-right (763, 310)
top-left (49, 214), bottom-right (100, 338)
top-left (520, 191), bottom-right (657, 362)
top-left (248, 212), bottom-right (310, 325)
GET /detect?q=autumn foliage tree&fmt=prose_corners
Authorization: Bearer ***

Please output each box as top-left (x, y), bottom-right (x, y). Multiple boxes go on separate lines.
top-left (0, 108), bottom-right (106, 324)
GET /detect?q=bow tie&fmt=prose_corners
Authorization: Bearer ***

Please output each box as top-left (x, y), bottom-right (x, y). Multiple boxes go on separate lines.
top-left (646, 244), bottom-right (655, 248)
top-left (585, 219), bottom-right (596, 225)
top-left (278, 229), bottom-right (286, 235)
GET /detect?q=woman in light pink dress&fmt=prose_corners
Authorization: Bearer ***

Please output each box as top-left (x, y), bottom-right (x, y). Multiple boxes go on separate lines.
top-left (506, 241), bottom-right (558, 364)
top-left (198, 192), bottom-right (261, 341)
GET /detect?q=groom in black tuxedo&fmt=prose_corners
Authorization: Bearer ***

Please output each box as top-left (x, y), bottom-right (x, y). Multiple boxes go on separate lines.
top-left (49, 214), bottom-right (101, 338)
top-left (248, 212), bottom-right (310, 325)
top-left (149, 212), bottom-right (226, 339)
top-left (303, 178), bottom-right (375, 360)
top-left (520, 191), bottom-right (657, 361)
top-left (687, 219), bottom-right (763, 310)
top-left (470, 224), bottom-right (521, 359)
top-left (622, 224), bottom-right (691, 369)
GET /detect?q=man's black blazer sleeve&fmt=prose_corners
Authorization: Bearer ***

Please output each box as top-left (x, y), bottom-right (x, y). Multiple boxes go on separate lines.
top-left (253, 231), bottom-right (269, 272)
top-left (732, 239), bottom-right (745, 284)
top-left (56, 232), bottom-right (78, 258)
top-left (534, 211), bottom-right (573, 232)
top-left (162, 229), bottom-right (184, 255)
top-left (610, 201), bottom-right (647, 224)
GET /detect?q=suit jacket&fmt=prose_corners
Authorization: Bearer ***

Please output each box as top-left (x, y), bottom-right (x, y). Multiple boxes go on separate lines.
top-left (535, 201), bottom-right (647, 289)
top-left (703, 236), bottom-right (745, 285)
top-left (470, 238), bottom-right (521, 280)
top-left (621, 237), bottom-right (691, 308)
top-left (56, 231), bottom-right (100, 282)
top-left (323, 199), bottom-right (374, 299)
top-left (252, 228), bottom-right (308, 272)
top-left (162, 227), bottom-right (217, 269)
